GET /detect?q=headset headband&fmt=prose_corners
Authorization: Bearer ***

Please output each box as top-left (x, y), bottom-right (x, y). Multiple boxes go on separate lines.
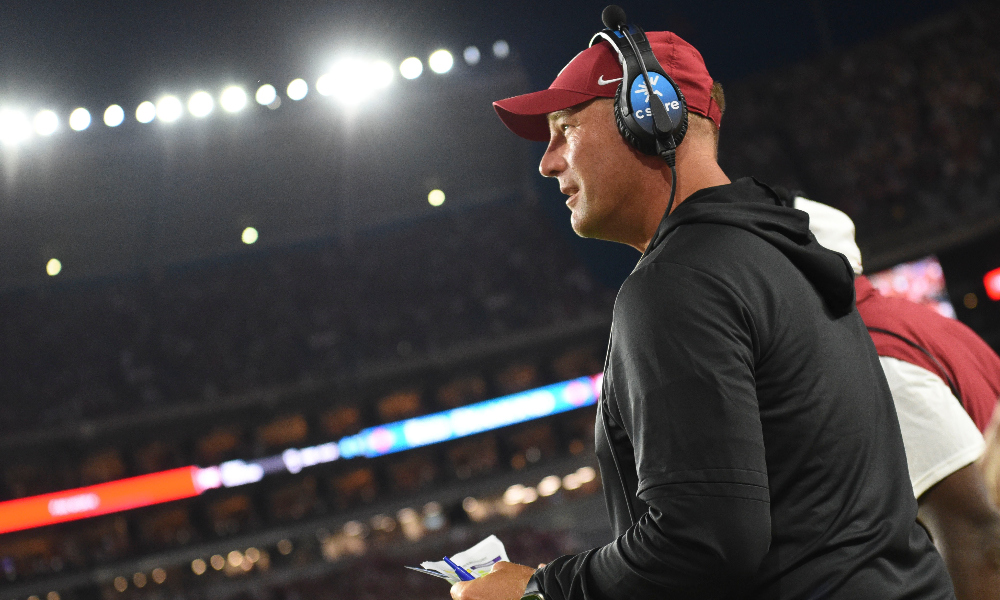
top-left (589, 22), bottom-right (687, 161)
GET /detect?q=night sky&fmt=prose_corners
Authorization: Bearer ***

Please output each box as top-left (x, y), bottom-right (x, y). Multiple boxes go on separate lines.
top-left (1, 0), bottom-right (960, 111)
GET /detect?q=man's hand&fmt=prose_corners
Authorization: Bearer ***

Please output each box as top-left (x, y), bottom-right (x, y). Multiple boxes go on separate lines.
top-left (450, 561), bottom-right (537, 600)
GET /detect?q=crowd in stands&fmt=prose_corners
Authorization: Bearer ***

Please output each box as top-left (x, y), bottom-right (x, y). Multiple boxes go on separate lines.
top-left (0, 198), bottom-right (614, 435)
top-left (0, 338), bottom-right (604, 588)
top-left (719, 1), bottom-right (1000, 248)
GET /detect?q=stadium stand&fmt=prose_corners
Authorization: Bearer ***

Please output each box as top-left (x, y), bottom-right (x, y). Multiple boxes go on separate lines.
top-left (720, 1), bottom-right (1000, 259)
top-left (0, 197), bottom-right (614, 435)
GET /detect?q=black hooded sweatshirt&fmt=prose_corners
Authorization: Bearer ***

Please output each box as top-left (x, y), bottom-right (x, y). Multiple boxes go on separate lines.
top-left (527, 178), bottom-right (954, 599)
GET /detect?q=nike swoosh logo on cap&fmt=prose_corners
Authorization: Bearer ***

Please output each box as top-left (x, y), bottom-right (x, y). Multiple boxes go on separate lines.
top-left (597, 75), bottom-right (623, 85)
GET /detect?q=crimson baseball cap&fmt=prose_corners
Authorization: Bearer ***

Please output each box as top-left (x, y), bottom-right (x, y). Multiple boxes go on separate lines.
top-left (493, 31), bottom-right (721, 142)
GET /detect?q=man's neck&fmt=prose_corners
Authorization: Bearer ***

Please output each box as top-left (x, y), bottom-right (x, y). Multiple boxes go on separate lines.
top-left (633, 160), bottom-right (731, 253)
top-left (671, 159), bottom-right (731, 213)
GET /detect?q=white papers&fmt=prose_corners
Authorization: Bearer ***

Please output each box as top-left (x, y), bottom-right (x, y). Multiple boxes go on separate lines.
top-left (407, 535), bottom-right (509, 583)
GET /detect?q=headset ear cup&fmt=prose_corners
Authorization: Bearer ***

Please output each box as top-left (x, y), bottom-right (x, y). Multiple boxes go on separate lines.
top-left (613, 85), bottom-right (657, 155)
top-left (672, 84), bottom-right (689, 148)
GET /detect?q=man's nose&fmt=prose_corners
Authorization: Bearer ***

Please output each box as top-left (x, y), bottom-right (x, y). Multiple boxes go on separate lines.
top-left (539, 140), bottom-right (566, 178)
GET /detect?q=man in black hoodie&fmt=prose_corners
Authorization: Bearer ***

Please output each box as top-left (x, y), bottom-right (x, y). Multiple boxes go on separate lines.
top-left (451, 19), bottom-right (955, 600)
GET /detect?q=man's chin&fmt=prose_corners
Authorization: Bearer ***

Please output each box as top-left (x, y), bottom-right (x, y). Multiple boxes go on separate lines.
top-left (570, 213), bottom-right (601, 240)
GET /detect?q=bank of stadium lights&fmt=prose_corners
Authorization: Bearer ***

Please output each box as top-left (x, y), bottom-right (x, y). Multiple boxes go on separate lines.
top-left (1, 40), bottom-right (511, 142)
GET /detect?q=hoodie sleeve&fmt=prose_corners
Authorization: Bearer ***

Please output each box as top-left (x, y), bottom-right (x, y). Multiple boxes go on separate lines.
top-left (528, 261), bottom-right (772, 600)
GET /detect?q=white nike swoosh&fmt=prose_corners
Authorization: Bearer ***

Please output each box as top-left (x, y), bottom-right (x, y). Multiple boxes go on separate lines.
top-left (597, 76), bottom-right (622, 86)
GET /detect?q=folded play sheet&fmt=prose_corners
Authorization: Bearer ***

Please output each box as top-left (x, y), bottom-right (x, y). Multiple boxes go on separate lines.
top-left (406, 535), bottom-right (509, 583)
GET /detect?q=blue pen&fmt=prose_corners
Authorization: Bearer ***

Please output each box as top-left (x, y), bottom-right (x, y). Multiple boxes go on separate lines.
top-left (442, 555), bottom-right (476, 581)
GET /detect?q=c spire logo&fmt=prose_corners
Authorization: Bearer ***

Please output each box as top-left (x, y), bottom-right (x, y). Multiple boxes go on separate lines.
top-left (629, 73), bottom-right (682, 135)
top-left (636, 75), bottom-right (664, 99)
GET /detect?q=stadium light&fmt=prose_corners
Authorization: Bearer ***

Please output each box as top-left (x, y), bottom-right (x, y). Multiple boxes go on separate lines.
top-left (188, 91), bottom-right (214, 117)
top-left (0, 109), bottom-right (32, 147)
top-left (429, 49), bottom-right (454, 74)
top-left (316, 72), bottom-right (336, 97)
top-left (103, 105), bottom-right (125, 127)
top-left (399, 57), bottom-right (423, 80)
top-left (68, 108), bottom-right (91, 131)
top-left (464, 46), bottom-right (481, 65)
top-left (46, 258), bottom-right (62, 276)
top-left (493, 40), bottom-right (510, 59)
top-left (242, 227), bottom-right (258, 245)
top-left (33, 110), bottom-right (59, 136)
top-left (373, 60), bottom-right (394, 88)
top-left (156, 96), bottom-right (183, 123)
top-left (220, 86), bottom-right (247, 113)
top-left (287, 78), bottom-right (308, 101)
top-left (428, 189), bottom-right (445, 206)
top-left (318, 58), bottom-right (392, 107)
top-left (255, 84), bottom-right (277, 105)
top-left (136, 101), bottom-right (156, 124)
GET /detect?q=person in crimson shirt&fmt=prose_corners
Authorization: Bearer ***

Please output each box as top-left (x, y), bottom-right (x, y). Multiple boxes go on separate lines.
top-left (793, 194), bottom-right (1000, 600)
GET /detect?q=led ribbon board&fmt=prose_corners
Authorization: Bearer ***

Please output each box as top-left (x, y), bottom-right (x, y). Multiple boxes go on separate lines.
top-left (0, 374), bottom-right (602, 534)
top-left (0, 467), bottom-right (209, 534)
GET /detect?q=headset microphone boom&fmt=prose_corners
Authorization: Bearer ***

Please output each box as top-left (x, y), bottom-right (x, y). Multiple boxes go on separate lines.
top-left (591, 5), bottom-right (688, 219)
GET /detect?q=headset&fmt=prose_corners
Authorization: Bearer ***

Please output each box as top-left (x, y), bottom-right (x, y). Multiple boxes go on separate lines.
top-left (591, 5), bottom-right (688, 216)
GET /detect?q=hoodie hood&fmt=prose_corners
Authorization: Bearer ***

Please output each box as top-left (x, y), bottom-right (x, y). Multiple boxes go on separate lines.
top-left (647, 177), bottom-right (856, 316)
